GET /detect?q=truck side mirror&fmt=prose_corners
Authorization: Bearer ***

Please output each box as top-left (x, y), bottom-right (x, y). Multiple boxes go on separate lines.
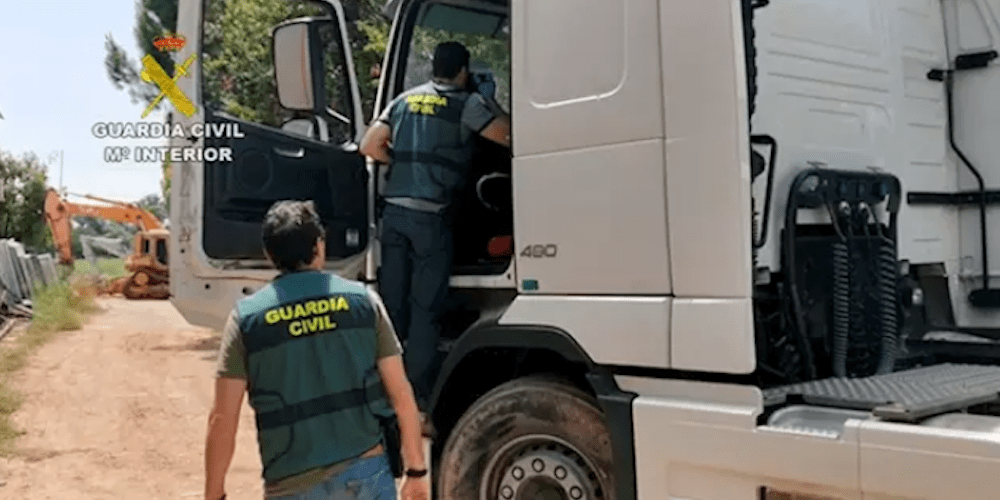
top-left (272, 20), bottom-right (318, 112)
top-left (271, 6), bottom-right (365, 143)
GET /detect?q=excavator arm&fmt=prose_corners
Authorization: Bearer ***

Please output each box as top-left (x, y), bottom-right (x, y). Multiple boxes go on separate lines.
top-left (43, 188), bottom-right (164, 266)
top-left (43, 188), bottom-right (170, 300)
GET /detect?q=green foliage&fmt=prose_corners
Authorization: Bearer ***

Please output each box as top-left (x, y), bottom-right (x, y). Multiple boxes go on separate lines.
top-left (200, 0), bottom-right (395, 127)
top-left (71, 231), bottom-right (83, 259)
top-left (135, 193), bottom-right (166, 221)
top-left (108, 0), bottom-right (396, 129)
top-left (350, 0), bottom-right (392, 120)
top-left (105, 0), bottom-right (511, 211)
top-left (202, 0), bottom-right (328, 127)
top-left (70, 214), bottom-right (138, 260)
top-left (103, 0), bottom-right (179, 109)
top-left (60, 192), bottom-right (161, 260)
top-left (0, 151), bottom-right (50, 253)
top-left (408, 26), bottom-right (510, 110)
top-left (27, 281), bottom-right (99, 334)
top-left (73, 257), bottom-right (127, 279)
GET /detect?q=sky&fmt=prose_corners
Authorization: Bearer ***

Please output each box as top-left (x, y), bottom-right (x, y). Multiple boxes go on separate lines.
top-left (0, 1), bottom-right (170, 203)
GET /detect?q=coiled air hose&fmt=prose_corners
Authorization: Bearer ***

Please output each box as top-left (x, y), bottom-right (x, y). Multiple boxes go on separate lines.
top-left (831, 240), bottom-right (850, 377)
top-left (867, 205), bottom-right (899, 375)
top-left (826, 200), bottom-right (851, 378)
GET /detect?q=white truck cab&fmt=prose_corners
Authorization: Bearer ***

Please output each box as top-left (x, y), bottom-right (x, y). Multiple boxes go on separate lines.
top-left (169, 0), bottom-right (1000, 498)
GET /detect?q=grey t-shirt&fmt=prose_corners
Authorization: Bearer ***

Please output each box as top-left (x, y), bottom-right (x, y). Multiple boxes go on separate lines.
top-left (377, 80), bottom-right (498, 212)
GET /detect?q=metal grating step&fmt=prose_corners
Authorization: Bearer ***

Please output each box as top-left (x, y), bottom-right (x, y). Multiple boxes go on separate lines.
top-left (763, 363), bottom-right (1000, 422)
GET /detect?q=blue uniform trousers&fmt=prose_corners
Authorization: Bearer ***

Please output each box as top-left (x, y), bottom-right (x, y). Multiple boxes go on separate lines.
top-left (265, 454), bottom-right (396, 500)
top-left (378, 203), bottom-right (452, 408)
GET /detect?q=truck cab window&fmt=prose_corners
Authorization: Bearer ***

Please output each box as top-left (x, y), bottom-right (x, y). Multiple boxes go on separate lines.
top-left (403, 3), bottom-right (510, 114)
top-left (317, 22), bottom-right (354, 143)
top-left (396, 1), bottom-right (513, 275)
top-left (197, 0), bottom-right (369, 264)
top-left (201, 0), bottom-right (351, 143)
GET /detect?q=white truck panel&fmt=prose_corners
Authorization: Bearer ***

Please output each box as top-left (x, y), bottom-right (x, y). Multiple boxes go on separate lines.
top-left (625, 377), bottom-right (862, 500)
top-left (859, 418), bottom-right (1000, 500)
top-left (510, 0), bottom-right (664, 158)
top-left (751, 0), bottom-right (959, 272)
top-left (660, 0), bottom-right (754, 299)
top-left (511, 139), bottom-right (671, 295)
top-left (626, 377), bottom-right (1000, 500)
top-left (945, 0), bottom-right (1000, 327)
top-left (499, 295), bottom-right (671, 368)
top-left (670, 298), bottom-right (755, 374)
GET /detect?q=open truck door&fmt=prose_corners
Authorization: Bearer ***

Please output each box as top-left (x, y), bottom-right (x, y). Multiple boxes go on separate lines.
top-left (199, 0), bottom-right (368, 268)
top-left (171, 0), bottom-right (369, 328)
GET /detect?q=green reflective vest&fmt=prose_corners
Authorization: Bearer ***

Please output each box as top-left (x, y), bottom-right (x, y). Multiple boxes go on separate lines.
top-left (383, 81), bottom-right (475, 206)
top-left (235, 270), bottom-right (391, 484)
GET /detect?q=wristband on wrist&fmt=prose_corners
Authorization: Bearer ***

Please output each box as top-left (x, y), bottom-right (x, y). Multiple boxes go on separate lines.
top-left (405, 468), bottom-right (428, 478)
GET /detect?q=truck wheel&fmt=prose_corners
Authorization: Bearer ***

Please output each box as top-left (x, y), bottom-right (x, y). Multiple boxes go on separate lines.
top-left (436, 375), bottom-right (615, 500)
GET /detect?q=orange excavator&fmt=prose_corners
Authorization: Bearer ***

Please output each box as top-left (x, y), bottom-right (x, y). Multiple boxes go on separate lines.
top-left (43, 188), bottom-right (170, 299)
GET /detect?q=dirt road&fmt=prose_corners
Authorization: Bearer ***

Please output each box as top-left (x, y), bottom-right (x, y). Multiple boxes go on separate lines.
top-left (0, 297), bottom-right (264, 500)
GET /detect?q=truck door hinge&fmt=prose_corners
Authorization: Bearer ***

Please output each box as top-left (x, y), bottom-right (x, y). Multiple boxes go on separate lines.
top-left (928, 50), bottom-right (998, 81)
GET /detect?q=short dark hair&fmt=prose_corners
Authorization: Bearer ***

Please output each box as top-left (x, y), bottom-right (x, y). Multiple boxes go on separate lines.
top-left (261, 200), bottom-right (325, 272)
top-left (432, 41), bottom-right (470, 79)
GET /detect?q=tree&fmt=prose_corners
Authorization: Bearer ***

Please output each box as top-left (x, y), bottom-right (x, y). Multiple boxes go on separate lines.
top-left (104, 0), bottom-right (180, 221)
top-left (135, 193), bottom-right (167, 221)
top-left (0, 151), bottom-right (51, 253)
top-left (107, 0), bottom-right (395, 125)
top-left (103, 0), bottom-right (179, 110)
top-left (201, 0), bottom-right (331, 127)
top-left (347, 0), bottom-right (392, 119)
top-left (105, 0), bottom-right (398, 206)
top-left (201, 0), bottom-right (392, 126)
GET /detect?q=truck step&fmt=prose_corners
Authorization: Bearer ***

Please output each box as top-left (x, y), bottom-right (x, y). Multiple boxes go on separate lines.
top-left (762, 363), bottom-right (1000, 422)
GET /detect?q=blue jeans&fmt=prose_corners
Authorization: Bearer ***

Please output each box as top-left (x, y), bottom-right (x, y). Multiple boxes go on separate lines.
top-left (266, 454), bottom-right (396, 500)
top-left (378, 203), bottom-right (453, 408)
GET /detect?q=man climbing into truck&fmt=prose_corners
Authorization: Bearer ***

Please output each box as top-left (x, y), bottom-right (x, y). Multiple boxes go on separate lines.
top-left (359, 41), bottom-right (511, 413)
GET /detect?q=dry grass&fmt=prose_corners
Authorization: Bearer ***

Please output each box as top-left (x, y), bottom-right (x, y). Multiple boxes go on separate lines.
top-left (0, 280), bottom-right (100, 455)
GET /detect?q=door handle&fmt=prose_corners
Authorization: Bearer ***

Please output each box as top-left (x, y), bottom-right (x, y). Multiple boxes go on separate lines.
top-left (274, 146), bottom-right (305, 158)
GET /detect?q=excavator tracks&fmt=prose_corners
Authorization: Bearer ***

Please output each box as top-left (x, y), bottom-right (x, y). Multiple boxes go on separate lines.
top-left (121, 266), bottom-right (170, 300)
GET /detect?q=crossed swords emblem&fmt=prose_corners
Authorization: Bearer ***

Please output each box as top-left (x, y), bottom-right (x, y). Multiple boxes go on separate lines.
top-left (140, 53), bottom-right (198, 118)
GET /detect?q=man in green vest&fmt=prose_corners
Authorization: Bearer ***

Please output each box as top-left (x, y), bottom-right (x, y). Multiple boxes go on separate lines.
top-left (359, 41), bottom-right (511, 411)
top-left (203, 200), bottom-right (429, 500)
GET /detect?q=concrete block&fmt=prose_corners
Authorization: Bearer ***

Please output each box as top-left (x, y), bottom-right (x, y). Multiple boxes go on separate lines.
top-left (9, 242), bottom-right (33, 299)
top-left (0, 240), bottom-right (22, 302)
top-left (29, 255), bottom-right (45, 287)
top-left (1, 241), bottom-right (28, 301)
top-left (39, 254), bottom-right (57, 284)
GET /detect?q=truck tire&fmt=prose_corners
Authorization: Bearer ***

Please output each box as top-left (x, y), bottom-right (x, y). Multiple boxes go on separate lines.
top-left (436, 375), bottom-right (615, 500)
